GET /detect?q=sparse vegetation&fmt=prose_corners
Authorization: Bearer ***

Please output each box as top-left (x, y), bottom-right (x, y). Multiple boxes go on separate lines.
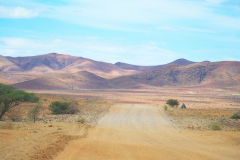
top-left (0, 83), bottom-right (39, 120)
top-left (231, 111), bottom-right (240, 119)
top-left (8, 110), bottom-right (21, 122)
top-left (166, 99), bottom-right (179, 107)
top-left (210, 122), bottom-right (222, 130)
top-left (163, 105), bottom-right (168, 111)
top-left (28, 102), bottom-right (42, 123)
top-left (49, 101), bottom-right (70, 114)
top-left (77, 117), bottom-right (86, 124)
top-left (165, 108), bottom-right (239, 131)
top-left (65, 101), bottom-right (79, 114)
top-left (0, 121), bottom-right (14, 129)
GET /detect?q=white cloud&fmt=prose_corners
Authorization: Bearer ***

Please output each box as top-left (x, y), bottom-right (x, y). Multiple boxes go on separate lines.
top-left (34, 0), bottom-right (239, 31)
top-left (2, 0), bottom-right (239, 31)
top-left (205, 0), bottom-right (227, 5)
top-left (157, 26), bottom-right (215, 33)
top-left (0, 6), bottom-right (39, 18)
top-left (0, 37), bottom-right (179, 65)
top-left (44, 0), bottom-right (208, 25)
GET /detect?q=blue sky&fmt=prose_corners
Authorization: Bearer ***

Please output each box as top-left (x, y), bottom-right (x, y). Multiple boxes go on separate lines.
top-left (0, 0), bottom-right (240, 65)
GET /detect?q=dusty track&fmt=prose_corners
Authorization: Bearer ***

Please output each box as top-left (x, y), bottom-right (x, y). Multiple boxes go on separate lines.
top-left (55, 104), bottom-right (239, 160)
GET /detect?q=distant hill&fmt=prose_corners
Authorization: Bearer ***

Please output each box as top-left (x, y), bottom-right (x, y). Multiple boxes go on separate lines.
top-left (115, 58), bottom-right (195, 71)
top-left (167, 58), bottom-right (195, 66)
top-left (6, 53), bottom-right (79, 71)
top-left (13, 71), bottom-right (111, 90)
top-left (1, 53), bottom-right (239, 90)
top-left (0, 53), bottom-right (139, 83)
top-left (113, 61), bottom-right (240, 89)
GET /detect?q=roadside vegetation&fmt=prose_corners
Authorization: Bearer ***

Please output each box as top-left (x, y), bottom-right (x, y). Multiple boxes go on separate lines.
top-left (28, 102), bottom-right (41, 123)
top-left (0, 87), bottom-right (111, 160)
top-left (49, 101), bottom-right (71, 114)
top-left (210, 122), bottom-right (222, 130)
top-left (163, 98), bottom-right (240, 131)
top-left (0, 83), bottom-right (39, 120)
top-left (166, 99), bottom-right (179, 107)
top-left (231, 111), bottom-right (240, 119)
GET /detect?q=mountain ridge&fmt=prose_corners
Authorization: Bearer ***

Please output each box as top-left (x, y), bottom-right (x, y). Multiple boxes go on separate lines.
top-left (1, 53), bottom-right (239, 90)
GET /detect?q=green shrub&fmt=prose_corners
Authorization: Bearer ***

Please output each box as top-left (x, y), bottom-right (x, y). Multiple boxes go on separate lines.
top-left (231, 111), bottom-right (240, 119)
top-left (166, 99), bottom-right (179, 107)
top-left (163, 105), bottom-right (168, 111)
top-left (49, 101), bottom-right (70, 114)
top-left (210, 122), bottom-right (222, 130)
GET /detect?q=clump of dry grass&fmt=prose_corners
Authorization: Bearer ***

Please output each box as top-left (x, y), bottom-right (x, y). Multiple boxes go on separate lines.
top-left (0, 121), bottom-right (14, 129)
top-left (76, 117), bottom-right (86, 124)
top-left (210, 122), bottom-right (222, 130)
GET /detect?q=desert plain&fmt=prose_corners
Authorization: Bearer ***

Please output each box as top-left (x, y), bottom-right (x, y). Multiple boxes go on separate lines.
top-left (0, 87), bottom-right (239, 160)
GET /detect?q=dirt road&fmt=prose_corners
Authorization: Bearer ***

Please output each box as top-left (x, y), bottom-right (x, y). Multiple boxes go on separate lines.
top-left (55, 104), bottom-right (239, 160)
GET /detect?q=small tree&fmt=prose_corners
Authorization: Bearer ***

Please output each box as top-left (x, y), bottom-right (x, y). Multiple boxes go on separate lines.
top-left (0, 83), bottom-right (39, 120)
top-left (49, 101), bottom-right (70, 114)
top-left (166, 99), bottom-right (179, 107)
top-left (28, 103), bottom-right (41, 123)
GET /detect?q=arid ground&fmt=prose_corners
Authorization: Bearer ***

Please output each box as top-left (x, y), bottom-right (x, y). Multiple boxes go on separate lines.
top-left (0, 88), bottom-right (240, 160)
top-left (55, 104), bottom-right (240, 160)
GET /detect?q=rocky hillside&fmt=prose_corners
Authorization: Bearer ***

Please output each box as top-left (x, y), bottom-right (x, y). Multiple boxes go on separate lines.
top-left (0, 53), bottom-right (139, 82)
top-left (112, 61), bottom-right (240, 88)
top-left (1, 53), bottom-right (239, 90)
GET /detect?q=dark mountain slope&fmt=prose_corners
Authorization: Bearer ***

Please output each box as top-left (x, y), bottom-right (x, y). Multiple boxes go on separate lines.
top-left (111, 61), bottom-right (240, 88)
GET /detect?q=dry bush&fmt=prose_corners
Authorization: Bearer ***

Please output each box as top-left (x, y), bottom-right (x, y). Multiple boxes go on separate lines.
top-left (65, 101), bottom-right (79, 114)
top-left (76, 117), bottom-right (86, 124)
top-left (7, 110), bottom-right (22, 122)
top-left (28, 103), bottom-right (41, 123)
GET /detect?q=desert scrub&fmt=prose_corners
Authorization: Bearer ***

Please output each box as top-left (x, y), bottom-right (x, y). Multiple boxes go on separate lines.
top-left (28, 102), bottom-right (41, 123)
top-left (76, 117), bottom-right (86, 124)
top-left (163, 105), bottom-right (168, 111)
top-left (49, 101), bottom-right (70, 114)
top-left (231, 111), bottom-right (240, 119)
top-left (166, 99), bottom-right (179, 107)
top-left (210, 122), bottom-right (222, 130)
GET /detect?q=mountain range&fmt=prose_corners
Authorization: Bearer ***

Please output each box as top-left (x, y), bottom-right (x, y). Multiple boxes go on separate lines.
top-left (0, 53), bottom-right (239, 90)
